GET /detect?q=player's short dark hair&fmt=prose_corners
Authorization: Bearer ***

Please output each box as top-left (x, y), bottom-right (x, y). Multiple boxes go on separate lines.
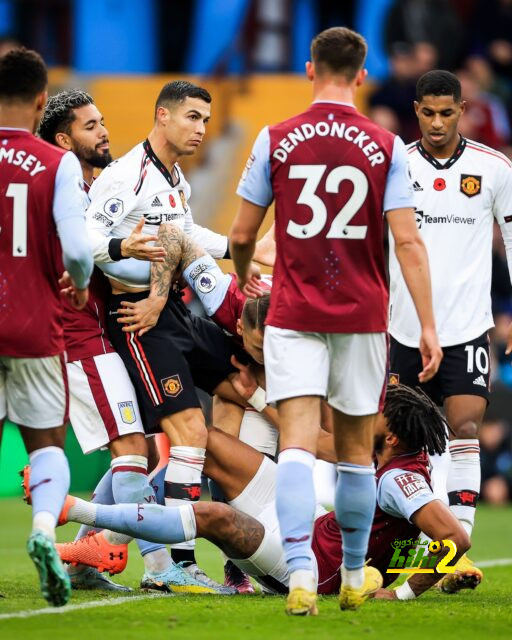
top-left (311, 27), bottom-right (367, 79)
top-left (0, 47), bottom-right (47, 102)
top-left (416, 70), bottom-right (462, 102)
top-left (383, 384), bottom-right (448, 456)
top-left (37, 89), bottom-right (94, 144)
top-left (241, 292), bottom-right (271, 333)
top-left (155, 80), bottom-right (211, 117)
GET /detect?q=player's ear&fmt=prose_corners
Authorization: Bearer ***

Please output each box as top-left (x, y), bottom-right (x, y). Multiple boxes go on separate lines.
top-left (155, 105), bottom-right (169, 126)
top-left (236, 318), bottom-right (243, 336)
top-left (459, 99), bottom-right (466, 115)
top-left (386, 432), bottom-right (399, 448)
top-left (414, 101), bottom-right (420, 117)
top-left (55, 131), bottom-right (72, 151)
top-left (35, 89), bottom-right (48, 113)
top-left (305, 61), bottom-right (315, 81)
top-left (355, 68), bottom-right (367, 86)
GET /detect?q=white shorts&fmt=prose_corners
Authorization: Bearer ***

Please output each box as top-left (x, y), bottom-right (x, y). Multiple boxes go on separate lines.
top-left (239, 408), bottom-right (279, 458)
top-left (229, 456), bottom-right (322, 593)
top-left (67, 352), bottom-right (145, 454)
top-left (264, 327), bottom-right (387, 415)
top-left (0, 354), bottom-right (68, 429)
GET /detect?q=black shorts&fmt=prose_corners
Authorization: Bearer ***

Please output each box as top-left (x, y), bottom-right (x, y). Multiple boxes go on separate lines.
top-left (389, 332), bottom-right (491, 406)
top-left (106, 291), bottom-right (246, 432)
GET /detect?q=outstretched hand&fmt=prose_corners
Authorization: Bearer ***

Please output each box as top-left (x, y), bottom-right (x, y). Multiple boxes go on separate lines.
top-left (121, 217), bottom-right (167, 262)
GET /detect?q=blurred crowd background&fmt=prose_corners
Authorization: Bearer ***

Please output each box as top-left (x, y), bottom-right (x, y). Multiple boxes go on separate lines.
top-left (1, 0), bottom-right (511, 503)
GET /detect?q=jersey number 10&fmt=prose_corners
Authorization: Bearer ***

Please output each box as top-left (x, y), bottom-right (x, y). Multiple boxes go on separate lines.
top-left (4, 183), bottom-right (28, 257)
top-left (287, 165), bottom-right (369, 240)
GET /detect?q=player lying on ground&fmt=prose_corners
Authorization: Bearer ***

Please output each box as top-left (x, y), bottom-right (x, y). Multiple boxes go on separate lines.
top-left (24, 385), bottom-right (476, 605)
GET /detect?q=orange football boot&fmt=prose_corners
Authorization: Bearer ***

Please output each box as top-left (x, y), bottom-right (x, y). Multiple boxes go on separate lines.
top-left (56, 531), bottom-right (128, 576)
top-left (20, 466), bottom-right (75, 526)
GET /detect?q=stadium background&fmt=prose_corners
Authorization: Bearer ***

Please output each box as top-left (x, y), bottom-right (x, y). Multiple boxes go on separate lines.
top-left (1, 0), bottom-right (512, 506)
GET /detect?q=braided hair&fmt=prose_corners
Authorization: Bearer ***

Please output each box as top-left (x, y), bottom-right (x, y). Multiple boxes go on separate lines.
top-left (383, 384), bottom-right (448, 456)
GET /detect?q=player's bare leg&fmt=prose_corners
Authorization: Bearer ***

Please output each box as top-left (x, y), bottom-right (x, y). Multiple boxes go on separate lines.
top-left (332, 410), bottom-right (383, 610)
top-left (439, 394), bottom-right (486, 592)
top-left (19, 424), bottom-right (71, 606)
top-left (274, 396), bottom-right (321, 615)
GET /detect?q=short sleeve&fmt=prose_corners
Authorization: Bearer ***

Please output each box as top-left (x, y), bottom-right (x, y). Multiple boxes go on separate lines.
top-left (492, 161), bottom-right (512, 225)
top-left (383, 136), bottom-right (415, 212)
top-left (377, 468), bottom-right (433, 522)
top-left (236, 126), bottom-right (273, 207)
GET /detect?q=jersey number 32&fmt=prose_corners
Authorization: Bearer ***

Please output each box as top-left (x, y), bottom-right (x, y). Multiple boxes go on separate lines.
top-left (287, 165), bottom-right (368, 240)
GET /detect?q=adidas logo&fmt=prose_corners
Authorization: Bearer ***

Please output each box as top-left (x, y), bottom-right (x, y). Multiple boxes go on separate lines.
top-left (473, 375), bottom-right (486, 387)
top-left (413, 181), bottom-right (423, 191)
top-left (151, 196), bottom-right (162, 207)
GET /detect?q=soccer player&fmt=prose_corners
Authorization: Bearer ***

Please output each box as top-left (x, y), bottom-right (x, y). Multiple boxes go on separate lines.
top-left (83, 79), bottom-right (259, 592)
top-left (37, 90), bottom-right (214, 594)
top-left (37, 385), bottom-right (470, 602)
top-left (388, 69), bottom-right (512, 587)
top-left (229, 27), bottom-right (443, 615)
top-left (0, 48), bottom-right (93, 606)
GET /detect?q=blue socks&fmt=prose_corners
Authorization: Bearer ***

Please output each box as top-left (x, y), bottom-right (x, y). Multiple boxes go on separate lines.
top-left (276, 448), bottom-right (316, 574)
top-left (111, 455), bottom-right (166, 557)
top-left (75, 468), bottom-right (114, 541)
top-left (29, 446), bottom-right (70, 539)
top-left (335, 463), bottom-right (376, 570)
top-left (90, 502), bottom-right (196, 545)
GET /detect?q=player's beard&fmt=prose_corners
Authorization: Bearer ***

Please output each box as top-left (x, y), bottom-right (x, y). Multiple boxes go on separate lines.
top-left (74, 141), bottom-right (113, 169)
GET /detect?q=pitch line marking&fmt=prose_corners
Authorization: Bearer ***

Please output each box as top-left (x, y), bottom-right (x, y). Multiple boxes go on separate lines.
top-left (0, 593), bottom-right (171, 620)
top-left (2, 558), bottom-right (512, 620)
top-left (475, 558), bottom-right (512, 568)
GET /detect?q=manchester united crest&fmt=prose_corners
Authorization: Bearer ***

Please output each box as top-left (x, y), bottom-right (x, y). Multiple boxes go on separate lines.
top-left (161, 374), bottom-right (183, 398)
top-left (460, 174), bottom-right (481, 198)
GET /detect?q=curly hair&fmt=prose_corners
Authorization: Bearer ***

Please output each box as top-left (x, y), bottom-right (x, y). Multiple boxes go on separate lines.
top-left (383, 384), bottom-right (449, 456)
top-left (38, 89), bottom-right (94, 144)
top-left (0, 47), bottom-right (47, 102)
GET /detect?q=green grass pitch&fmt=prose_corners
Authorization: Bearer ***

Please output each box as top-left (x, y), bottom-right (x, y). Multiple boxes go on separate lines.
top-left (0, 498), bottom-right (511, 640)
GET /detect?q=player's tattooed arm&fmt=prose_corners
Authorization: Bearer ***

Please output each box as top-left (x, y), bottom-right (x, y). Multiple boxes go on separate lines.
top-left (178, 231), bottom-right (207, 273)
top-left (196, 503), bottom-right (265, 559)
top-left (116, 223), bottom-right (183, 335)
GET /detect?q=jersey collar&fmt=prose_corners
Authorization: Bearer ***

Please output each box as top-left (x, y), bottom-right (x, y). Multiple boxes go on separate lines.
top-left (415, 135), bottom-right (466, 170)
top-left (143, 138), bottom-right (181, 188)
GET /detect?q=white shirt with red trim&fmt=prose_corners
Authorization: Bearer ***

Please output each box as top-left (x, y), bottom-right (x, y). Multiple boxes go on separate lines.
top-left (389, 137), bottom-right (512, 347)
top-left (85, 140), bottom-right (227, 286)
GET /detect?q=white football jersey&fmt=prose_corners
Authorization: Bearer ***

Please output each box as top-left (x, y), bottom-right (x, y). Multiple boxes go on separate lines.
top-left (86, 139), bottom-right (227, 286)
top-left (389, 137), bottom-right (512, 347)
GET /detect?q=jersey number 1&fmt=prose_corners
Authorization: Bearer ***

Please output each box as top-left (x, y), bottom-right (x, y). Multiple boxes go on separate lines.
top-left (287, 165), bottom-right (368, 239)
top-left (5, 183), bottom-right (28, 257)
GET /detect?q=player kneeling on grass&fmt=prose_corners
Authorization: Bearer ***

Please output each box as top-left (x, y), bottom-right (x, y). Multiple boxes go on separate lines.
top-left (22, 385), bottom-right (476, 604)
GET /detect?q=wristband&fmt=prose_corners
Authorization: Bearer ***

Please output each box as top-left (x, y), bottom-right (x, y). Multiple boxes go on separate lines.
top-left (395, 581), bottom-right (416, 600)
top-left (247, 386), bottom-right (267, 412)
top-left (108, 238), bottom-right (127, 261)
